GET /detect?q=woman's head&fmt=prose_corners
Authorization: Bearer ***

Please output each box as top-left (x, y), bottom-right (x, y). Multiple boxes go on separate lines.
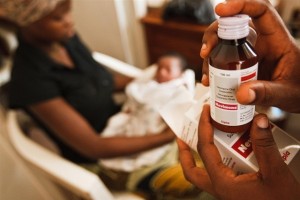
top-left (155, 51), bottom-right (187, 83)
top-left (0, 0), bottom-right (66, 27)
top-left (21, 0), bottom-right (75, 43)
top-left (0, 0), bottom-right (74, 44)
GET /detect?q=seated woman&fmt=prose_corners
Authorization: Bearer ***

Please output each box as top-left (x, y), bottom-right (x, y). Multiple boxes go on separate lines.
top-left (3, 0), bottom-right (200, 198)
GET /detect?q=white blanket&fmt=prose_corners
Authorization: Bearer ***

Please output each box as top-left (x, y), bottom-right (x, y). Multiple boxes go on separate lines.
top-left (99, 70), bottom-right (194, 172)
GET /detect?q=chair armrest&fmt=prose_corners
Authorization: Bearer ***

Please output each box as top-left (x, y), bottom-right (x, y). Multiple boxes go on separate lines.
top-left (7, 111), bottom-right (114, 200)
top-left (92, 52), bottom-right (143, 78)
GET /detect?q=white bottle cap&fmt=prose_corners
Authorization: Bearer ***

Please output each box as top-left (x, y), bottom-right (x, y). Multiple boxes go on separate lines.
top-left (218, 14), bottom-right (250, 40)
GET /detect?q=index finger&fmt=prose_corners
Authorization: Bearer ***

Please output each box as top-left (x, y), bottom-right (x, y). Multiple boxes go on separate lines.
top-left (215, 0), bottom-right (285, 35)
top-left (177, 138), bottom-right (214, 194)
top-left (200, 21), bottom-right (218, 86)
top-left (197, 105), bottom-right (234, 180)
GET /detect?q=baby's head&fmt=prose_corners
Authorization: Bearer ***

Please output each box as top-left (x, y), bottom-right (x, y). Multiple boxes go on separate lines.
top-left (154, 51), bottom-right (187, 83)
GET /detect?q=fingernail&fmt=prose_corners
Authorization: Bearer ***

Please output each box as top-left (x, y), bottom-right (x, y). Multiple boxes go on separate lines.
top-left (248, 89), bottom-right (256, 103)
top-left (201, 74), bottom-right (208, 83)
top-left (201, 43), bottom-right (207, 51)
top-left (256, 116), bottom-right (269, 129)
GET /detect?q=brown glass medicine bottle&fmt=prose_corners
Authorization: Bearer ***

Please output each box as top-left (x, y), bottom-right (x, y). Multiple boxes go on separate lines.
top-left (209, 15), bottom-right (258, 133)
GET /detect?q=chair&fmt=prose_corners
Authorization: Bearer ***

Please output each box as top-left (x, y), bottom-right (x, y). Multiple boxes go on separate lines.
top-left (6, 110), bottom-right (144, 200)
top-left (7, 110), bottom-right (112, 200)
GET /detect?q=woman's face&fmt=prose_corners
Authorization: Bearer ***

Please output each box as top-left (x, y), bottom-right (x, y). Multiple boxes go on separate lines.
top-left (23, 0), bottom-right (75, 43)
top-left (155, 56), bottom-right (183, 83)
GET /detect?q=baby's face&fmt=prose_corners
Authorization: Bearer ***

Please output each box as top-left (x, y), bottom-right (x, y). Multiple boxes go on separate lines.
top-left (155, 56), bottom-right (182, 83)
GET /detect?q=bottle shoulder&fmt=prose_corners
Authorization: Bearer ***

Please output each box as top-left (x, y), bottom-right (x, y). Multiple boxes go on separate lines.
top-left (209, 39), bottom-right (258, 70)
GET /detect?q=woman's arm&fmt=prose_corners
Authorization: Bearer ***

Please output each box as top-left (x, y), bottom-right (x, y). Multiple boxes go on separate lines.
top-left (113, 73), bottom-right (133, 91)
top-left (29, 97), bottom-right (175, 160)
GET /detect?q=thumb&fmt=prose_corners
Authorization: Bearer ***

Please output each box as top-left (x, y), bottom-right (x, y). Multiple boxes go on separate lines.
top-left (236, 80), bottom-right (300, 112)
top-left (250, 114), bottom-right (288, 178)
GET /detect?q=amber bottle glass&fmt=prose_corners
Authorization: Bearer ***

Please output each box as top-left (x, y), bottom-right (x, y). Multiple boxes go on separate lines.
top-left (209, 15), bottom-right (258, 133)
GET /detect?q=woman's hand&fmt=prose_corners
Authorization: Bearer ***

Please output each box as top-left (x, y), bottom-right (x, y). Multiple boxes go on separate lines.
top-left (200, 0), bottom-right (300, 113)
top-left (178, 105), bottom-right (300, 199)
top-left (113, 73), bottom-right (133, 91)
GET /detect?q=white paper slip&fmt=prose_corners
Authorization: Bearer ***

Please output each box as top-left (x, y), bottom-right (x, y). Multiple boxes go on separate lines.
top-left (160, 83), bottom-right (209, 151)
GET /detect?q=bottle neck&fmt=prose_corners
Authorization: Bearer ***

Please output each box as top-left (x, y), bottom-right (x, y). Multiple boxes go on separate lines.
top-left (219, 37), bottom-right (247, 46)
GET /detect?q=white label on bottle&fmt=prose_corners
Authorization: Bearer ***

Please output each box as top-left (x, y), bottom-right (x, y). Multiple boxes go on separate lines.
top-left (209, 63), bottom-right (258, 126)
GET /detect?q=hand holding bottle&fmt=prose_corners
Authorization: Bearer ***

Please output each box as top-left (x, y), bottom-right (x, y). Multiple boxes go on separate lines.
top-left (200, 0), bottom-right (300, 113)
top-left (178, 105), bottom-right (300, 199)
top-left (177, 0), bottom-right (300, 199)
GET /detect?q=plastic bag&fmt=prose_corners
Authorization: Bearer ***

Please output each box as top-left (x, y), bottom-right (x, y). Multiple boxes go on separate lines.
top-left (162, 0), bottom-right (216, 24)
